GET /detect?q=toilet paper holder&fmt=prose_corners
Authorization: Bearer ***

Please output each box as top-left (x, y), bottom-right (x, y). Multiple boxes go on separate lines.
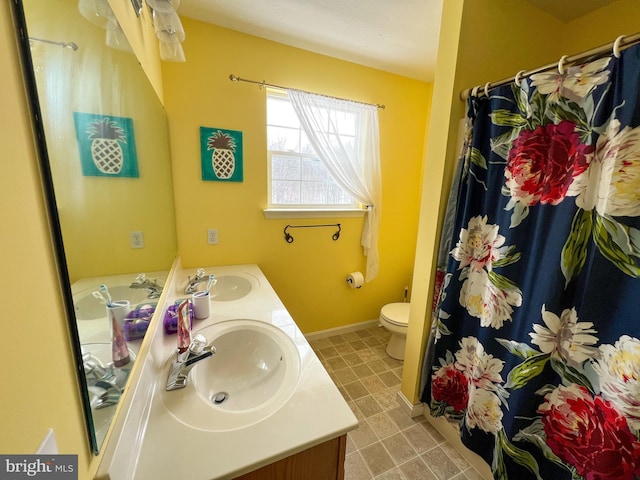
top-left (283, 223), bottom-right (341, 243)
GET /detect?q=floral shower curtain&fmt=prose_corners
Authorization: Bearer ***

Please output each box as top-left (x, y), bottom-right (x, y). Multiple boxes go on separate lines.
top-left (421, 44), bottom-right (640, 480)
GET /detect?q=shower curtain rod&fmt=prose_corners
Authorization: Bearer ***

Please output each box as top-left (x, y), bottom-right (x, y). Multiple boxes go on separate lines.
top-left (460, 32), bottom-right (640, 100)
top-left (228, 74), bottom-right (386, 109)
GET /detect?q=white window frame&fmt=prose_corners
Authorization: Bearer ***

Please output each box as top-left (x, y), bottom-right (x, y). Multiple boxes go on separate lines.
top-left (264, 89), bottom-right (366, 219)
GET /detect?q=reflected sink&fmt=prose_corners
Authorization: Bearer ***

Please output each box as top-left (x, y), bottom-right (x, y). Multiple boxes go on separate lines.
top-left (160, 319), bottom-right (301, 432)
top-left (74, 285), bottom-right (155, 320)
top-left (81, 343), bottom-right (135, 445)
top-left (210, 275), bottom-right (255, 301)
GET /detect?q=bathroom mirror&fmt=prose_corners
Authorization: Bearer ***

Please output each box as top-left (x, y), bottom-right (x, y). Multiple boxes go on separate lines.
top-left (12, 0), bottom-right (177, 454)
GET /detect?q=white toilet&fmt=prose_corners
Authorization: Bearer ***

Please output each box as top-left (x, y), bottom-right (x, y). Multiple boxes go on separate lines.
top-left (379, 302), bottom-right (410, 360)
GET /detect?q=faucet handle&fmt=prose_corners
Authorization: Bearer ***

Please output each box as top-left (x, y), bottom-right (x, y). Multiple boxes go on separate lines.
top-left (189, 334), bottom-right (208, 354)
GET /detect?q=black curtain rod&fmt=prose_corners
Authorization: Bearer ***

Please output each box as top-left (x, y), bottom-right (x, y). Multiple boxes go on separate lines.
top-left (229, 74), bottom-right (385, 109)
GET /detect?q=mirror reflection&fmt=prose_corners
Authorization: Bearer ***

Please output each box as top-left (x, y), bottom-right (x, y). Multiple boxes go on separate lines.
top-left (20, 0), bottom-right (177, 453)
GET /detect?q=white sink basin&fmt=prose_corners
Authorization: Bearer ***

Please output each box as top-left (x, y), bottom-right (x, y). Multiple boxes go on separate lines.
top-left (160, 319), bottom-right (301, 432)
top-left (74, 285), bottom-right (155, 320)
top-left (210, 275), bottom-right (255, 301)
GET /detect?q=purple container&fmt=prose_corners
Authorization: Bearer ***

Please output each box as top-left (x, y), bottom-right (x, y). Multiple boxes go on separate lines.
top-left (163, 300), bottom-right (194, 335)
top-left (122, 303), bottom-right (157, 341)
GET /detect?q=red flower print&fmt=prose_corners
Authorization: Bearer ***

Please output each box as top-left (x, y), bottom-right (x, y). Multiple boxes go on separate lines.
top-left (505, 120), bottom-right (593, 206)
top-left (432, 363), bottom-right (469, 413)
top-left (538, 384), bottom-right (640, 480)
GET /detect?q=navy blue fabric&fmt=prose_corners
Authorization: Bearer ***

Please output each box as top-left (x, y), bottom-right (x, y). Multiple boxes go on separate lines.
top-left (421, 44), bottom-right (640, 480)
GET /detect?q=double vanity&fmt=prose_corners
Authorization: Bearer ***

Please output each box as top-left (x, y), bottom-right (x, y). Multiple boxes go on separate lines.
top-left (87, 260), bottom-right (358, 480)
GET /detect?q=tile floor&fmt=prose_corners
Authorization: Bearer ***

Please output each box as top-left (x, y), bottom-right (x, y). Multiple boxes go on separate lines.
top-left (308, 325), bottom-right (485, 480)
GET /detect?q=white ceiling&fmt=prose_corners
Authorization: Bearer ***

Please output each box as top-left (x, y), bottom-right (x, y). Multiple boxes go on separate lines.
top-left (178, 0), bottom-right (620, 83)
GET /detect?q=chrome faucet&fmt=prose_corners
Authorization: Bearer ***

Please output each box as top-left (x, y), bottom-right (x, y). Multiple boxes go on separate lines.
top-left (184, 268), bottom-right (208, 294)
top-left (166, 334), bottom-right (216, 391)
top-left (129, 273), bottom-right (163, 299)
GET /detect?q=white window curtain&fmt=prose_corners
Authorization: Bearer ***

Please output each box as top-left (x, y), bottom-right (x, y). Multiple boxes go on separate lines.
top-left (287, 89), bottom-right (382, 282)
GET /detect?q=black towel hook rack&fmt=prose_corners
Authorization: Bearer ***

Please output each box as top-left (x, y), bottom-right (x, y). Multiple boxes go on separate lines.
top-left (283, 223), bottom-right (341, 243)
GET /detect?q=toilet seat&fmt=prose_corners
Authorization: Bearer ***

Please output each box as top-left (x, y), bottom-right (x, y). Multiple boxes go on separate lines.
top-left (380, 303), bottom-right (410, 327)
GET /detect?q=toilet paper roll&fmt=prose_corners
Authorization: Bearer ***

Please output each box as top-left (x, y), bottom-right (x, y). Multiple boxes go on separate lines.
top-left (346, 271), bottom-right (364, 289)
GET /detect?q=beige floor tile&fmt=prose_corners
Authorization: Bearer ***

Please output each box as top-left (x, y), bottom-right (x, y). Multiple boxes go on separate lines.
top-left (362, 336), bottom-right (383, 347)
top-left (318, 345), bottom-right (340, 359)
top-left (326, 356), bottom-right (348, 371)
top-left (387, 407), bottom-right (422, 430)
top-left (335, 342), bottom-right (356, 355)
top-left (360, 442), bottom-right (396, 477)
top-left (352, 363), bottom-right (375, 378)
top-left (329, 334), bottom-right (347, 345)
top-left (422, 446), bottom-right (461, 480)
top-left (401, 424), bottom-right (438, 455)
top-left (374, 468), bottom-right (405, 480)
top-left (343, 352), bottom-right (365, 367)
top-left (345, 452), bottom-right (373, 480)
top-left (309, 328), bottom-right (483, 480)
top-left (355, 395), bottom-right (383, 418)
top-left (350, 420), bottom-right (378, 450)
top-left (378, 370), bottom-right (402, 387)
top-left (351, 339), bottom-right (370, 351)
top-left (399, 457), bottom-right (438, 480)
top-left (368, 412), bottom-right (401, 440)
top-left (367, 359), bottom-right (390, 374)
top-left (343, 380), bottom-right (369, 400)
top-left (334, 366), bottom-right (359, 385)
top-left (342, 331), bottom-right (362, 342)
top-left (361, 374), bottom-right (388, 394)
top-left (372, 388), bottom-right (399, 411)
top-left (382, 432), bottom-right (418, 464)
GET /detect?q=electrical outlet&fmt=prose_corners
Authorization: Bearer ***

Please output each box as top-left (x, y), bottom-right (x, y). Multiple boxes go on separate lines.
top-left (207, 229), bottom-right (219, 245)
top-left (130, 231), bottom-right (144, 249)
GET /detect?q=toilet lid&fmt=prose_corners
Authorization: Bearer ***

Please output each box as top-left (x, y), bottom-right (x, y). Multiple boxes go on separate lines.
top-left (381, 302), bottom-right (410, 326)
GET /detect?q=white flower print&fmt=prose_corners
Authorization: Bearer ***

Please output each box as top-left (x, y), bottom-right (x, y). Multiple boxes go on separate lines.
top-left (593, 335), bottom-right (640, 432)
top-left (465, 385), bottom-right (503, 435)
top-left (455, 336), bottom-right (504, 392)
top-left (459, 270), bottom-right (522, 329)
top-left (570, 119), bottom-right (640, 217)
top-left (530, 57), bottom-right (611, 104)
top-left (529, 305), bottom-right (599, 366)
top-left (451, 215), bottom-right (505, 273)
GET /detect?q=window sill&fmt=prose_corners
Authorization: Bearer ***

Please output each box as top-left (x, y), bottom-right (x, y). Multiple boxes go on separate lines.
top-left (263, 208), bottom-right (367, 219)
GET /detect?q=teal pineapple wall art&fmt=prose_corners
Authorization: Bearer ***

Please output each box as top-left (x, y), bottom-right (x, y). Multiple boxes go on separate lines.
top-left (73, 112), bottom-right (139, 178)
top-left (200, 127), bottom-right (243, 182)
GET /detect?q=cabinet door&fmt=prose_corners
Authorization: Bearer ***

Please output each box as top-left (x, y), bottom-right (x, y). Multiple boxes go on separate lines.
top-left (234, 435), bottom-right (346, 480)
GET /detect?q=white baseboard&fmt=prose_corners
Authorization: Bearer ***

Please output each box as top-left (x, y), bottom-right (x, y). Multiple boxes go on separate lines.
top-left (304, 319), bottom-right (380, 341)
top-left (396, 391), bottom-right (424, 418)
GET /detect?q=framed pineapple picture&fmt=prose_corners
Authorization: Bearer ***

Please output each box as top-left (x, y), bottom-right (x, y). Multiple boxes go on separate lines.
top-left (73, 112), bottom-right (139, 178)
top-left (200, 127), bottom-right (243, 182)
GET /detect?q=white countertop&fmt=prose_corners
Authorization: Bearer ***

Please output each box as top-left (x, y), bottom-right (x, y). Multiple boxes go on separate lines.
top-left (96, 263), bottom-right (358, 480)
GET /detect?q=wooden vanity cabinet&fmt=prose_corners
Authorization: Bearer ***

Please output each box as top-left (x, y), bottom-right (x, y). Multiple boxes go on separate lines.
top-left (233, 435), bottom-right (346, 480)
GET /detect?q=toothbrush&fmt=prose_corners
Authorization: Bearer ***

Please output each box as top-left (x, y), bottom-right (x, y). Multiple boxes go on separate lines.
top-left (92, 291), bottom-right (108, 304)
top-left (205, 274), bottom-right (216, 294)
top-left (100, 284), bottom-right (113, 307)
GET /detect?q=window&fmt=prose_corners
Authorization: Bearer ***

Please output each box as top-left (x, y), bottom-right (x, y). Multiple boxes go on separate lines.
top-left (266, 90), bottom-right (358, 210)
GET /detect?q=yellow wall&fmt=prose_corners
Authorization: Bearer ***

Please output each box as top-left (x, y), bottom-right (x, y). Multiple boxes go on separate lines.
top-left (0, 1), bottom-right (91, 476)
top-left (561, 0), bottom-right (640, 54)
top-left (401, 0), bottom-right (640, 404)
top-left (162, 18), bottom-right (432, 333)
